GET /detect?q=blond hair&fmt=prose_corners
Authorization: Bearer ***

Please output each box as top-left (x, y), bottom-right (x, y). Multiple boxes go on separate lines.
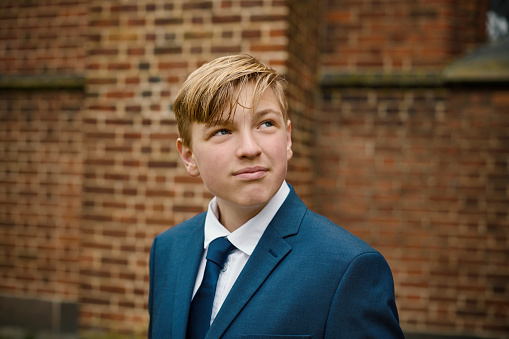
top-left (173, 54), bottom-right (288, 147)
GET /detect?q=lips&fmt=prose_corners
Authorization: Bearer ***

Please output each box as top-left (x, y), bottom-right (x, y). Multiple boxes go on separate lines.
top-left (233, 166), bottom-right (268, 180)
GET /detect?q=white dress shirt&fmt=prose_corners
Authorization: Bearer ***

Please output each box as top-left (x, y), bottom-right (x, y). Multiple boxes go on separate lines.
top-left (192, 181), bottom-right (290, 324)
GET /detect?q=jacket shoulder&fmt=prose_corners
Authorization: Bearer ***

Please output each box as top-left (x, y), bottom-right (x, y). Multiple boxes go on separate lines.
top-left (299, 209), bottom-right (377, 259)
top-left (154, 211), bottom-right (206, 243)
top-left (278, 187), bottom-right (377, 259)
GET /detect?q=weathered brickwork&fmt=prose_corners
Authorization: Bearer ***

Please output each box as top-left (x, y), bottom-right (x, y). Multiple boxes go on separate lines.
top-left (317, 87), bottom-right (509, 337)
top-left (0, 0), bottom-right (87, 74)
top-left (0, 0), bottom-right (86, 328)
top-left (285, 0), bottom-right (323, 207)
top-left (0, 90), bottom-right (83, 300)
top-left (318, 0), bottom-right (508, 337)
top-left (321, 0), bottom-right (489, 72)
top-left (0, 0), bottom-right (508, 337)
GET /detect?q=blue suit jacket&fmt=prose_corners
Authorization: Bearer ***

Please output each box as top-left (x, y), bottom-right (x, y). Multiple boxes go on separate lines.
top-left (148, 187), bottom-right (404, 338)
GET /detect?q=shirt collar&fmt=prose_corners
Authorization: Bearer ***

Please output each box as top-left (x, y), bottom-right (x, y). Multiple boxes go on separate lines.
top-left (203, 181), bottom-right (290, 255)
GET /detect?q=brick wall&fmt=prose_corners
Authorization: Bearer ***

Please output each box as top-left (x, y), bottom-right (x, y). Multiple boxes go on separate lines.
top-left (285, 0), bottom-right (323, 207)
top-left (0, 0), bottom-right (86, 333)
top-left (318, 0), bottom-right (509, 337)
top-left (0, 0), bottom-right (87, 74)
top-left (0, 91), bottom-right (83, 298)
top-left (317, 87), bottom-right (509, 337)
top-left (0, 90), bottom-right (83, 332)
top-left (321, 0), bottom-right (489, 72)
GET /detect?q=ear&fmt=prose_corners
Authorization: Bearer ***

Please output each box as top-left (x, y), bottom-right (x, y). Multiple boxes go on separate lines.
top-left (286, 120), bottom-right (293, 161)
top-left (176, 138), bottom-right (200, 177)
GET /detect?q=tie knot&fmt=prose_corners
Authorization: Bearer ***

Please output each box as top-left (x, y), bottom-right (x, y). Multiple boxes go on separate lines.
top-left (206, 237), bottom-right (234, 268)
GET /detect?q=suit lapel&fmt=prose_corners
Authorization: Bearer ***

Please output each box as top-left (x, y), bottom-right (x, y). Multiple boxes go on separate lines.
top-left (171, 217), bottom-right (205, 339)
top-left (206, 188), bottom-right (307, 338)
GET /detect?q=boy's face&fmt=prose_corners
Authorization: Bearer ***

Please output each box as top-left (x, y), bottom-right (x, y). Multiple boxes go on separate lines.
top-left (177, 83), bottom-right (293, 221)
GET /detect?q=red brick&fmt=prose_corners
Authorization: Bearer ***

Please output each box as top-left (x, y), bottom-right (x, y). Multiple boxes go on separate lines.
top-left (212, 15), bottom-right (241, 23)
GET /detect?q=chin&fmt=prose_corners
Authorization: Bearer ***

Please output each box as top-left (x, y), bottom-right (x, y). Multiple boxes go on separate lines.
top-left (240, 200), bottom-right (270, 210)
top-left (239, 193), bottom-right (276, 209)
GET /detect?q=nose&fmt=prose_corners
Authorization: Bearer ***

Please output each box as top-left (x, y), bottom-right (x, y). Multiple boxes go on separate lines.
top-left (235, 130), bottom-right (262, 159)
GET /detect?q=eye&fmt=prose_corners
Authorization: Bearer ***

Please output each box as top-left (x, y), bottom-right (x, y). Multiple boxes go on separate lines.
top-left (260, 120), bottom-right (275, 128)
top-left (213, 129), bottom-right (231, 136)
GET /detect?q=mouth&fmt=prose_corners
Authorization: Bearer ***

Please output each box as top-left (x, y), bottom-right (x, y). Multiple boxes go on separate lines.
top-left (233, 166), bottom-right (268, 180)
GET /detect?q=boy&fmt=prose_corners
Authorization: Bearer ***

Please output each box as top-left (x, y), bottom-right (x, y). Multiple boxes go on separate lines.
top-left (148, 54), bottom-right (404, 338)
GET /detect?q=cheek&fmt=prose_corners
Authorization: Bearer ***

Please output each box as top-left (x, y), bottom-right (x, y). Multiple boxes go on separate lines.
top-left (194, 149), bottom-right (223, 175)
top-left (266, 139), bottom-right (290, 163)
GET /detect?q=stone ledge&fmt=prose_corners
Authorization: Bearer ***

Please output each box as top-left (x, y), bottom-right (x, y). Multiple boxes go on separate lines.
top-left (319, 71), bottom-right (443, 88)
top-left (443, 38), bottom-right (509, 83)
top-left (0, 74), bottom-right (85, 90)
top-left (320, 40), bottom-right (509, 88)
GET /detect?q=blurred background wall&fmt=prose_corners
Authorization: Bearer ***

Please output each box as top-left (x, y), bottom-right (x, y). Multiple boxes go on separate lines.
top-left (0, 0), bottom-right (507, 338)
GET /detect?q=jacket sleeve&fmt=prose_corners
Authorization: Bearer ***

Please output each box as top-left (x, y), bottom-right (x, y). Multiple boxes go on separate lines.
top-left (325, 252), bottom-right (405, 338)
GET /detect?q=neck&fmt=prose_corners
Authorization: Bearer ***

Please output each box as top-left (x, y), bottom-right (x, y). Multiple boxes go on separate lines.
top-left (216, 200), bottom-right (266, 232)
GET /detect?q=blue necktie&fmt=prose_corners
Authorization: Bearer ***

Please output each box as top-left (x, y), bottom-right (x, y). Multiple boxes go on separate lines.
top-left (187, 237), bottom-right (234, 339)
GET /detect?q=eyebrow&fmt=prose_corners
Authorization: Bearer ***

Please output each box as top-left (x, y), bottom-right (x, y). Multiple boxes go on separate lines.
top-left (253, 108), bottom-right (282, 120)
top-left (205, 108), bottom-right (282, 128)
top-left (205, 116), bottom-right (233, 128)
